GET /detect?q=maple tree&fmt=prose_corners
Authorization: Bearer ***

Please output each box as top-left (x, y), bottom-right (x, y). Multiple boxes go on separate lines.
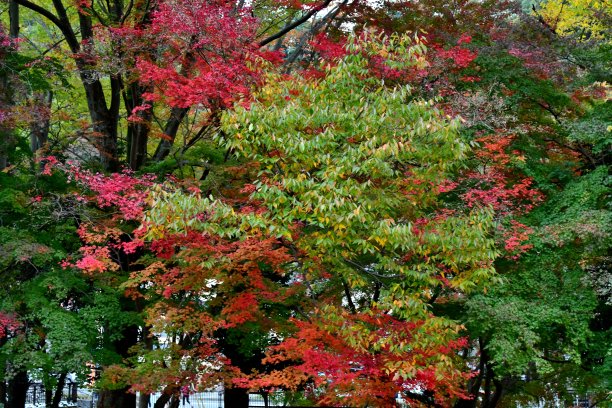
top-left (5, 0), bottom-right (341, 171)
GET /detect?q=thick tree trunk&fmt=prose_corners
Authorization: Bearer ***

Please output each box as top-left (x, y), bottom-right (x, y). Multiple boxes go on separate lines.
top-left (169, 394), bottom-right (180, 408)
top-left (0, 129), bottom-right (14, 171)
top-left (153, 384), bottom-right (179, 408)
top-left (77, 11), bottom-right (122, 172)
top-left (0, 0), bottom-right (20, 171)
top-left (137, 393), bottom-right (150, 408)
top-left (0, 337), bottom-right (6, 406)
top-left (453, 398), bottom-right (477, 408)
top-left (45, 387), bottom-right (52, 407)
top-left (78, 73), bottom-right (121, 172)
top-left (483, 364), bottom-right (492, 407)
top-left (0, 379), bottom-right (6, 407)
top-left (30, 91), bottom-right (52, 154)
top-left (453, 339), bottom-right (486, 408)
top-left (489, 379), bottom-right (503, 408)
top-left (51, 4), bottom-right (123, 172)
top-left (125, 83), bottom-right (152, 170)
top-left (97, 386), bottom-right (136, 408)
top-left (7, 370), bottom-right (28, 408)
top-left (262, 391), bottom-right (269, 408)
top-left (97, 325), bottom-right (140, 408)
top-left (0, 383), bottom-right (5, 407)
top-left (151, 49), bottom-right (197, 163)
top-left (224, 386), bottom-right (249, 408)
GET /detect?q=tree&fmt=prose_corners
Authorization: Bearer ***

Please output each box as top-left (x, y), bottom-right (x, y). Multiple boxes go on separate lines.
top-left (7, 0), bottom-right (343, 171)
top-left (536, 0), bottom-right (610, 42)
top-left (459, 166), bottom-right (611, 407)
top-left (0, 161), bottom-right (143, 408)
top-left (118, 32), bottom-right (498, 407)
top-left (1, 1), bottom-right (610, 406)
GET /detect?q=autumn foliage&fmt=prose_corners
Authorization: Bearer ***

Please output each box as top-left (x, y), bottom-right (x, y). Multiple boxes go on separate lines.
top-left (1, 0), bottom-right (610, 407)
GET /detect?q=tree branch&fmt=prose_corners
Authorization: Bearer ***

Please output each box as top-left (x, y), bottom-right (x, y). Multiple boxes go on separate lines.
top-left (13, 0), bottom-right (62, 30)
top-left (258, 0), bottom-right (333, 47)
top-left (341, 278), bottom-right (357, 314)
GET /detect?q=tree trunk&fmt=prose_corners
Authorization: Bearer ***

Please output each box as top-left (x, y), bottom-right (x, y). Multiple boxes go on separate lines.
top-left (125, 83), bottom-right (152, 170)
top-left (9, 0), bottom-right (19, 38)
top-left (0, 383), bottom-right (5, 407)
top-left (51, 372), bottom-right (67, 408)
top-left (45, 386), bottom-right (52, 407)
top-left (0, 0), bottom-right (20, 171)
top-left (153, 107), bottom-right (189, 161)
top-left (262, 391), bottom-right (269, 408)
top-left (135, 326), bottom-right (154, 408)
top-left (453, 338), bottom-right (486, 408)
top-left (7, 370), bottom-right (28, 408)
top-left (137, 393), bottom-right (150, 408)
top-left (97, 386), bottom-right (136, 408)
top-left (78, 9), bottom-right (122, 172)
top-left (0, 337), bottom-right (6, 406)
top-left (169, 394), bottom-right (180, 408)
top-left (224, 386), bottom-right (249, 408)
top-left (153, 384), bottom-right (179, 408)
top-left (489, 378), bottom-right (503, 408)
top-left (0, 379), bottom-right (6, 407)
top-left (151, 49), bottom-right (196, 163)
top-left (97, 325), bottom-right (140, 408)
top-left (78, 73), bottom-right (121, 172)
top-left (30, 91), bottom-right (52, 154)
top-left (453, 398), bottom-right (477, 408)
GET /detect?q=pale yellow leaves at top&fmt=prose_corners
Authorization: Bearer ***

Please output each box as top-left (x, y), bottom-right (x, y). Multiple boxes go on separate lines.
top-left (538, 0), bottom-right (611, 42)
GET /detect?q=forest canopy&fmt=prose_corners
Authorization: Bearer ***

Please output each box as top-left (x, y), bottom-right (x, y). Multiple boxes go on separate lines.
top-left (0, 0), bottom-right (610, 407)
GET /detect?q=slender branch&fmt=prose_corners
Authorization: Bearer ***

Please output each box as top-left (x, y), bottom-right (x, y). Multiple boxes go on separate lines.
top-left (541, 136), bottom-right (597, 167)
top-left (341, 278), bottom-right (357, 314)
top-left (283, 2), bottom-right (344, 66)
top-left (539, 355), bottom-right (571, 364)
top-left (258, 0), bottom-right (333, 47)
top-left (403, 391), bottom-right (443, 408)
top-left (256, 12), bottom-right (298, 37)
top-left (532, 4), bottom-right (557, 35)
top-left (120, 0), bottom-right (134, 23)
top-left (89, 4), bottom-right (109, 27)
top-left (40, 37), bottom-right (68, 56)
top-left (590, 396), bottom-right (612, 407)
top-left (427, 287), bottom-right (442, 305)
top-left (342, 257), bottom-right (400, 279)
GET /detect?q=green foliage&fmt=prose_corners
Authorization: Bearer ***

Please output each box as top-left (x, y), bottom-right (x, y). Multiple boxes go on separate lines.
top-left (567, 100), bottom-right (612, 156)
top-left (0, 0), bottom-right (609, 404)
top-left (1, 52), bottom-right (71, 92)
top-left (139, 34), bottom-right (501, 404)
top-left (531, 165), bottom-right (610, 236)
top-left (462, 166), bottom-right (611, 404)
top-left (221, 35), bottom-right (497, 315)
top-left (0, 168), bottom-right (140, 388)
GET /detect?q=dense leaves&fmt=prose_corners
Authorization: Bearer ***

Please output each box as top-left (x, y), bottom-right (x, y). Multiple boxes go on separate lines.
top-left (0, 1), bottom-right (610, 407)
